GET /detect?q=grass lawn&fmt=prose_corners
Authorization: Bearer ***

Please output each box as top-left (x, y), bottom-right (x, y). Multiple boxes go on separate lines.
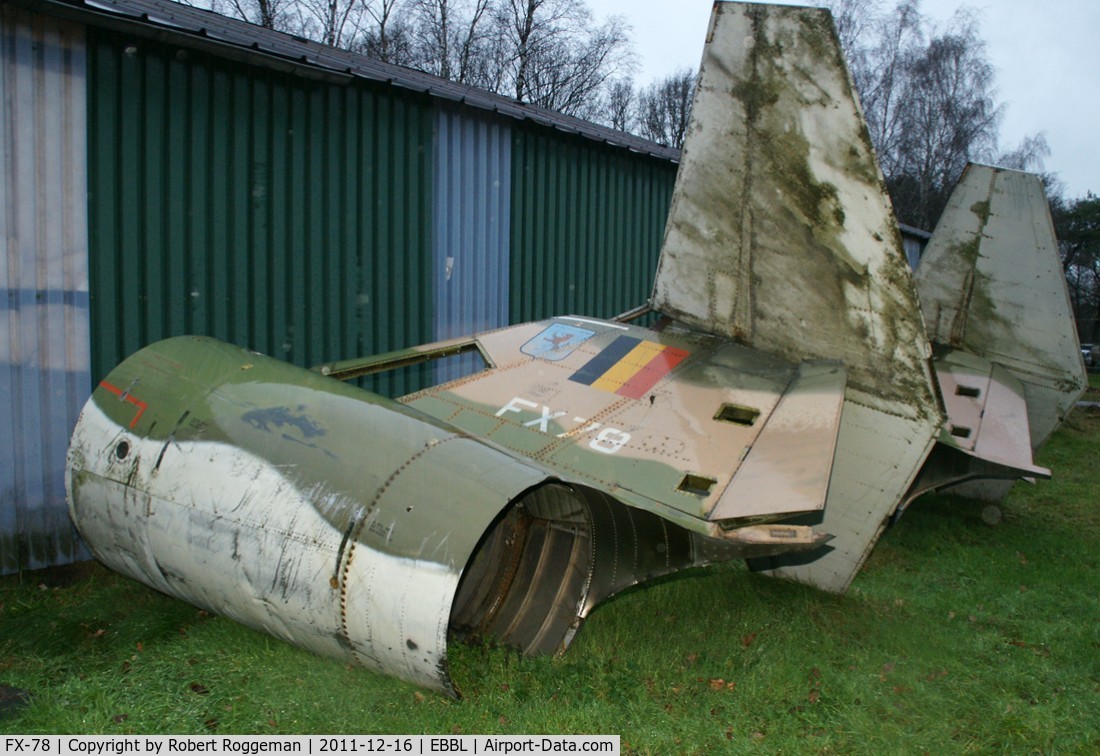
top-left (2, 407), bottom-right (1098, 752)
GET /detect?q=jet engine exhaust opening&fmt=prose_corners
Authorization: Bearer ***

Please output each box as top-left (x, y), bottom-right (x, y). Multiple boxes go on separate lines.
top-left (448, 484), bottom-right (593, 657)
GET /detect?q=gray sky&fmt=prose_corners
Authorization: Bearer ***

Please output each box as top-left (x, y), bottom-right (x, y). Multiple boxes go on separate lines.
top-left (594, 0), bottom-right (1098, 199)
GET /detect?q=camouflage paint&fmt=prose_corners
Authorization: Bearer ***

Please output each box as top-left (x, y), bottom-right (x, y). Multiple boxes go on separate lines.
top-left (67, 336), bottom-right (553, 694)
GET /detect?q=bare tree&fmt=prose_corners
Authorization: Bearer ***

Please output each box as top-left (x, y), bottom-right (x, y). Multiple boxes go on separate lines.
top-left (823, 1), bottom-right (1019, 228)
top-left (360, 0), bottom-right (415, 64)
top-left (405, 0), bottom-right (494, 83)
top-left (495, 0), bottom-right (634, 118)
top-left (636, 68), bottom-right (695, 149)
top-left (604, 78), bottom-right (635, 133)
top-left (196, 0), bottom-right (300, 31)
top-left (295, 0), bottom-right (367, 48)
top-left (887, 10), bottom-right (1003, 228)
top-left (849, 1), bottom-right (923, 181)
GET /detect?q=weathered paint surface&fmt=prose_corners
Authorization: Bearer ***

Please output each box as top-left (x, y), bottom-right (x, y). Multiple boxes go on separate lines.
top-left (915, 164), bottom-right (1087, 451)
top-left (68, 334), bottom-right (830, 694)
top-left (650, 3), bottom-right (941, 593)
top-left (402, 317), bottom-right (845, 538)
top-left (652, 3), bottom-right (936, 414)
top-left (66, 2), bottom-right (1085, 695)
top-left (67, 337), bottom-right (554, 694)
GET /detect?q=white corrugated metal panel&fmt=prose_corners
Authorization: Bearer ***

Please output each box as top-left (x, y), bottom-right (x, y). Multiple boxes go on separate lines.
top-left (1, 6), bottom-right (90, 573)
top-left (433, 106), bottom-right (511, 382)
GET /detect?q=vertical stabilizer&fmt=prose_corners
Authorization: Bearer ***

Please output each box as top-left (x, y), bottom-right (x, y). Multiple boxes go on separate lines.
top-left (915, 164), bottom-right (1087, 451)
top-left (652, 2), bottom-right (935, 415)
top-left (652, 2), bottom-right (942, 593)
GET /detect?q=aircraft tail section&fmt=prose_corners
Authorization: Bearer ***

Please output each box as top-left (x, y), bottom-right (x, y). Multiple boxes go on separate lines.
top-left (914, 163), bottom-right (1087, 451)
top-left (651, 2), bottom-right (937, 418)
top-left (653, 2), bottom-right (942, 593)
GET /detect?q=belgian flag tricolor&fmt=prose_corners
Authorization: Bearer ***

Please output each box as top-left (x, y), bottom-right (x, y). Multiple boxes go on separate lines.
top-left (569, 336), bottom-right (690, 400)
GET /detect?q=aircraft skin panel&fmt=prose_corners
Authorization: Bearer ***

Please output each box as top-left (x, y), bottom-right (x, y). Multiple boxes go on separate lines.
top-left (402, 317), bottom-right (842, 532)
top-left (67, 336), bottom-right (555, 696)
top-left (915, 164), bottom-right (1087, 450)
top-left (711, 360), bottom-right (845, 520)
top-left (651, 2), bottom-right (938, 422)
top-left (757, 394), bottom-right (939, 593)
top-left (652, 2), bottom-right (942, 592)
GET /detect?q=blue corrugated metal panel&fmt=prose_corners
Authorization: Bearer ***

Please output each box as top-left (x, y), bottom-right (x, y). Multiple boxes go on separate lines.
top-left (86, 27), bottom-right (436, 398)
top-left (0, 6), bottom-right (92, 573)
top-left (510, 124), bottom-right (678, 323)
top-left (433, 106), bottom-right (511, 381)
top-left (899, 224), bottom-right (931, 269)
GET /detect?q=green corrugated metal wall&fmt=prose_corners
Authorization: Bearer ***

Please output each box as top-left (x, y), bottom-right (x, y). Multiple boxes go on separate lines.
top-left (509, 123), bottom-right (678, 323)
top-left (86, 28), bottom-right (434, 397)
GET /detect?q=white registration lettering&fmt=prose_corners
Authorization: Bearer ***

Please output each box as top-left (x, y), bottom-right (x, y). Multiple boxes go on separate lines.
top-left (495, 397), bottom-right (539, 417)
top-left (590, 428), bottom-right (631, 454)
top-left (522, 405), bottom-right (567, 433)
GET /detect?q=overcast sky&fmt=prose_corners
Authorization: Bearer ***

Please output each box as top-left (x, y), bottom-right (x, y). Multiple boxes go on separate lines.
top-left (594, 0), bottom-right (1098, 199)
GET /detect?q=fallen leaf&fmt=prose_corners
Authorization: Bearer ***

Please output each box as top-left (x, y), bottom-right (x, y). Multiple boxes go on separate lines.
top-left (112, 714), bottom-right (129, 724)
top-left (709, 679), bottom-right (725, 691)
top-left (741, 632), bottom-right (756, 648)
top-left (136, 643), bottom-right (143, 652)
top-left (809, 667), bottom-right (821, 681)
top-left (498, 716), bottom-right (508, 726)
top-left (267, 720), bottom-right (277, 728)
top-left (808, 689), bottom-right (820, 704)
top-left (413, 692), bottom-right (425, 703)
top-left (752, 732), bottom-right (765, 741)
top-left (189, 682), bottom-right (210, 696)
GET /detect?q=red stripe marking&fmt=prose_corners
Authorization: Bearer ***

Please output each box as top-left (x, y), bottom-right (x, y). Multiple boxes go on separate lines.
top-left (616, 346), bottom-right (689, 399)
top-left (99, 381), bottom-right (149, 428)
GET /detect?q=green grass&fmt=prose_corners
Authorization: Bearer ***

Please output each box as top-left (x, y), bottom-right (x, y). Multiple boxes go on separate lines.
top-left (3, 409), bottom-right (1099, 752)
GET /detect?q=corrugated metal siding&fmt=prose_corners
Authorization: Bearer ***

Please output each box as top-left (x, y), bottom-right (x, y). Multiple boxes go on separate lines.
top-left (433, 106), bottom-right (511, 381)
top-left (902, 234), bottom-right (925, 269)
top-left (509, 124), bottom-right (678, 323)
top-left (86, 28), bottom-right (435, 397)
top-left (0, 6), bottom-right (91, 573)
